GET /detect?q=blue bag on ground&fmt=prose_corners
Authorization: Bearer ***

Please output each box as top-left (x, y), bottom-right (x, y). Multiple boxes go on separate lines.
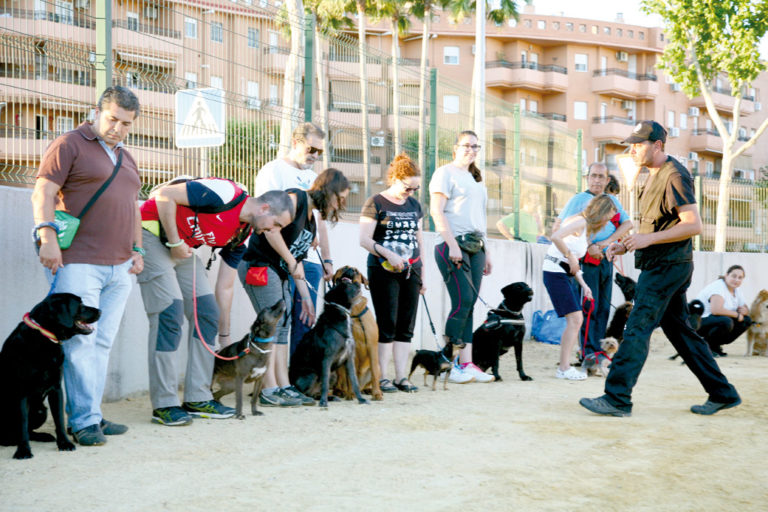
top-left (531, 309), bottom-right (566, 345)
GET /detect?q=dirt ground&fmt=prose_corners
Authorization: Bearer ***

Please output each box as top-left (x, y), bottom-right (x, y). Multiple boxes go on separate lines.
top-left (1, 331), bottom-right (766, 512)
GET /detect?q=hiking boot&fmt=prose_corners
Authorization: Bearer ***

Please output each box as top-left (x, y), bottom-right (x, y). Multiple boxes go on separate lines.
top-left (579, 396), bottom-right (631, 417)
top-left (72, 424), bottom-right (106, 446)
top-left (182, 400), bottom-right (236, 419)
top-left (152, 406), bottom-right (194, 426)
top-left (690, 397), bottom-right (741, 415)
top-left (259, 388), bottom-right (303, 407)
top-left (462, 362), bottom-right (495, 383)
top-left (282, 385), bottom-right (316, 406)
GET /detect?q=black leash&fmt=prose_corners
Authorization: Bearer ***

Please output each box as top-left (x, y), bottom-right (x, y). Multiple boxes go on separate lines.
top-left (449, 261), bottom-right (492, 309)
top-left (421, 295), bottom-right (447, 350)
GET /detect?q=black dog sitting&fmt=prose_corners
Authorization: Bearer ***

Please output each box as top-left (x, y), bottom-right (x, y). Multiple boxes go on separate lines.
top-left (0, 293), bottom-right (101, 460)
top-left (614, 273), bottom-right (636, 302)
top-left (472, 282), bottom-right (534, 382)
top-left (212, 299), bottom-right (287, 419)
top-left (409, 343), bottom-right (460, 391)
top-left (289, 279), bottom-right (369, 408)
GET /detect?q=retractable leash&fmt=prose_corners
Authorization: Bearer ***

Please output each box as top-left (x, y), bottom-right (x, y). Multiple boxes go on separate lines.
top-left (420, 294), bottom-right (446, 350)
top-left (450, 260), bottom-right (493, 309)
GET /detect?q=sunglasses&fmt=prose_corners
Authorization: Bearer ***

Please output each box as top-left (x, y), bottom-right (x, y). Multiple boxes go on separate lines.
top-left (401, 181), bottom-right (420, 193)
top-left (307, 145), bottom-right (323, 156)
top-left (457, 144), bottom-right (482, 151)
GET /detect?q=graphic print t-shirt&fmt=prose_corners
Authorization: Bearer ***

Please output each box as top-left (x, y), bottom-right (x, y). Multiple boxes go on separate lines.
top-left (361, 194), bottom-right (423, 269)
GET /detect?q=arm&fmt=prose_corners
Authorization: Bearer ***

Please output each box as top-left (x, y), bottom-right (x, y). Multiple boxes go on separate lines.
top-left (359, 216), bottom-right (406, 271)
top-left (708, 294), bottom-right (744, 321)
top-left (416, 223), bottom-right (427, 293)
top-left (623, 204), bottom-right (701, 252)
top-left (128, 202), bottom-right (144, 275)
top-left (589, 219), bottom-right (634, 259)
top-left (430, 192), bottom-right (462, 264)
top-left (496, 217), bottom-right (516, 241)
top-left (550, 217), bottom-right (586, 275)
top-left (316, 216), bottom-right (333, 280)
top-left (154, 183), bottom-right (193, 259)
top-left (263, 229), bottom-right (315, 326)
top-left (31, 177), bottom-right (64, 274)
top-left (215, 262), bottom-right (237, 347)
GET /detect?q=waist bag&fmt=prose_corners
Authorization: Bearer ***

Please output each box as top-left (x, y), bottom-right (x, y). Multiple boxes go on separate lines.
top-left (455, 231), bottom-right (484, 255)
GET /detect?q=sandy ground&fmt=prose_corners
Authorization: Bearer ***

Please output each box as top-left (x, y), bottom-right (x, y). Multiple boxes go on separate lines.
top-left (1, 331), bottom-right (766, 512)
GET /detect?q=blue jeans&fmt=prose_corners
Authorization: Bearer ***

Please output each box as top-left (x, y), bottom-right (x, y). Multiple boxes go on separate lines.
top-left (289, 261), bottom-right (322, 357)
top-left (580, 258), bottom-right (613, 363)
top-left (48, 260), bottom-right (134, 431)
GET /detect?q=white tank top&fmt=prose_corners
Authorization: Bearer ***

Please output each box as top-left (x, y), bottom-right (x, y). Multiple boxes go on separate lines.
top-left (543, 228), bottom-right (588, 273)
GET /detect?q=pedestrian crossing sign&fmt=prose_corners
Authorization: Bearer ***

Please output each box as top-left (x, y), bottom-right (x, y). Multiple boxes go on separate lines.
top-left (174, 88), bottom-right (226, 148)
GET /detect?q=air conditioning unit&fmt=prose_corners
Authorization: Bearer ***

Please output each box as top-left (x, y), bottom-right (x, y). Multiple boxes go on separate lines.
top-left (688, 151), bottom-right (698, 161)
top-left (688, 107), bottom-right (700, 117)
top-left (144, 6), bottom-right (158, 20)
top-left (621, 100), bottom-right (633, 110)
top-left (756, 102), bottom-right (762, 111)
top-left (616, 51), bottom-right (629, 62)
top-left (75, 0), bottom-right (90, 10)
top-left (669, 127), bottom-right (680, 137)
top-left (670, 83), bottom-right (682, 92)
top-left (370, 136), bottom-right (385, 147)
top-left (246, 98), bottom-right (262, 110)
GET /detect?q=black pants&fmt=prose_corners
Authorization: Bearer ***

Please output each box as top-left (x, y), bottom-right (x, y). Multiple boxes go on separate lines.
top-left (698, 315), bottom-right (751, 352)
top-left (581, 257), bottom-right (613, 363)
top-left (434, 242), bottom-right (485, 345)
top-left (603, 261), bottom-right (739, 412)
top-left (367, 264), bottom-right (422, 343)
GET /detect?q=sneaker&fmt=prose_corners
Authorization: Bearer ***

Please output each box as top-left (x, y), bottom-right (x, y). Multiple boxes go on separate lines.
top-left (100, 419), bottom-right (128, 435)
top-left (579, 396), bottom-right (631, 417)
top-left (448, 364), bottom-right (475, 384)
top-left (182, 400), bottom-right (236, 419)
top-left (72, 424), bottom-right (107, 446)
top-left (690, 397), bottom-right (741, 415)
top-left (462, 362), bottom-right (495, 383)
top-left (556, 367), bottom-right (587, 380)
top-left (152, 406), bottom-right (194, 426)
top-left (282, 385), bottom-right (316, 406)
top-left (259, 388), bottom-right (303, 407)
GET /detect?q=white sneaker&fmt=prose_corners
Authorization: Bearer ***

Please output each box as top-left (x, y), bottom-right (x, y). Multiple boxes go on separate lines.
top-left (448, 364), bottom-right (475, 384)
top-left (556, 366), bottom-right (587, 381)
top-left (462, 362), bottom-right (495, 383)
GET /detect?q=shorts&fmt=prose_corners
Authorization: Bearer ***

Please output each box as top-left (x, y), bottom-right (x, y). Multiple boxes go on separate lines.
top-left (543, 270), bottom-right (580, 317)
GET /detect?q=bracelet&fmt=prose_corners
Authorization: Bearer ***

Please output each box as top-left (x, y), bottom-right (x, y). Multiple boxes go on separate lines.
top-left (165, 239), bottom-right (185, 248)
top-left (323, 259), bottom-right (333, 265)
top-left (35, 221), bottom-right (60, 235)
top-left (132, 245), bottom-right (146, 257)
top-left (218, 333), bottom-right (230, 337)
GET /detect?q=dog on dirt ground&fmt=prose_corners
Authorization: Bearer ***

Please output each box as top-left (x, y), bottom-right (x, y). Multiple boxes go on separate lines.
top-left (471, 282), bottom-right (534, 382)
top-left (331, 266), bottom-right (383, 401)
top-left (746, 289), bottom-right (768, 356)
top-left (289, 279), bottom-right (370, 408)
top-left (408, 343), bottom-right (461, 391)
top-left (211, 299), bottom-right (286, 419)
top-left (0, 293), bottom-right (101, 460)
top-left (590, 337), bottom-right (619, 377)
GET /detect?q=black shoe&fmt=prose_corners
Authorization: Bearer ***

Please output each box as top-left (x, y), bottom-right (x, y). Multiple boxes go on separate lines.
top-left (690, 397), bottom-right (741, 415)
top-left (579, 396), bottom-right (631, 417)
top-left (712, 347), bottom-right (728, 357)
top-left (72, 424), bottom-right (107, 446)
top-left (100, 419), bottom-right (128, 435)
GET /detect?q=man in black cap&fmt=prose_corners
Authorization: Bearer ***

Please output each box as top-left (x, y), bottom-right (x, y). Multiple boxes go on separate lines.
top-left (579, 120), bottom-right (741, 417)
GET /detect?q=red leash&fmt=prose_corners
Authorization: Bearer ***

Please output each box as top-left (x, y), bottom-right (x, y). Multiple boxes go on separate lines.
top-left (581, 297), bottom-right (613, 364)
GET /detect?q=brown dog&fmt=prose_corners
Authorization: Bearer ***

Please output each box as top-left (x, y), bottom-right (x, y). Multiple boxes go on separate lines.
top-left (746, 289), bottom-right (768, 356)
top-left (331, 266), bottom-right (383, 400)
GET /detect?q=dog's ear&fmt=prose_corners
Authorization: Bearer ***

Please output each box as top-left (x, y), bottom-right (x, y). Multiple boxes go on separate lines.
top-left (361, 273), bottom-right (370, 289)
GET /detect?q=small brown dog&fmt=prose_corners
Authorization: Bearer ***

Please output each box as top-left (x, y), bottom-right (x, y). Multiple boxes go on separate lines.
top-left (589, 337), bottom-right (619, 377)
top-left (331, 266), bottom-right (383, 400)
top-left (746, 289), bottom-right (768, 356)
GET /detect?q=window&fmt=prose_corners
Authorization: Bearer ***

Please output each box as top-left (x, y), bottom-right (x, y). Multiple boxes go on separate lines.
top-left (591, 25), bottom-right (598, 34)
top-left (520, 98), bottom-right (526, 111)
top-left (508, 19), bottom-right (517, 27)
top-left (127, 11), bottom-right (139, 31)
top-left (680, 113), bottom-right (688, 130)
top-left (705, 161), bottom-right (714, 175)
top-left (617, 28), bottom-right (622, 37)
top-left (210, 75), bottom-right (223, 90)
top-left (574, 101), bottom-right (587, 120)
top-left (639, 32), bottom-right (645, 40)
top-left (524, 19), bottom-right (532, 28)
top-left (247, 28), bottom-right (259, 48)
top-left (185, 72), bottom-right (197, 89)
top-left (537, 20), bottom-right (546, 30)
top-left (443, 46), bottom-right (460, 65)
top-left (579, 24), bottom-right (586, 33)
top-left (246, 81), bottom-right (260, 109)
top-left (55, 0), bottom-right (74, 25)
top-left (667, 110), bottom-right (675, 128)
top-left (443, 95), bottom-right (459, 114)
top-left (211, 22), bottom-right (223, 43)
top-left (553, 22), bottom-right (560, 30)
top-left (575, 53), bottom-right (588, 72)
top-left (185, 17), bottom-right (197, 39)
top-left (55, 115), bottom-right (73, 134)
top-left (628, 30), bottom-right (634, 38)
top-left (269, 84), bottom-right (279, 105)
top-left (268, 31), bottom-right (279, 54)
top-left (604, 26), bottom-right (611, 35)
top-left (521, 51), bottom-right (527, 64)
top-left (566, 22), bottom-right (574, 31)
top-left (529, 100), bottom-right (538, 113)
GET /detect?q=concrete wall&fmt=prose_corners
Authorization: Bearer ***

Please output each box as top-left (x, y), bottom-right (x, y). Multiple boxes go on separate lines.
top-left (2, 185), bottom-right (766, 401)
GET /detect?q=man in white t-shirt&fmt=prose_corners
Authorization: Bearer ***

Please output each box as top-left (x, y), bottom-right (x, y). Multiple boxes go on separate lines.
top-left (253, 122), bottom-right (333, 407)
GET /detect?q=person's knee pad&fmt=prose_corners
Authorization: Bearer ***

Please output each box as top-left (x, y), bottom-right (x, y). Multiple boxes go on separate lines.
top-left (157, 300), bottom-right (184, 352)
top-left (192, 294), bottom-right (219, 347)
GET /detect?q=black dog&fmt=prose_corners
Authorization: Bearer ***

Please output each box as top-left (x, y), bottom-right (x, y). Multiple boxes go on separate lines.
top-left (212, 299), bottom-right (286, 419)
top-left (669, 299), bottom-right (705, 361)
top-left (472, 282), bottom-right (534, 381)
top-left (605, 303), bottom-right (633, 343)
top-left (289, 279), bottom-right (369, 408)
top-left (615, 273), bottom-right (636, 302)
top-left (409, 343), bottom-right (460, 391)
top-left (0, 293), bottom-right (101, 459)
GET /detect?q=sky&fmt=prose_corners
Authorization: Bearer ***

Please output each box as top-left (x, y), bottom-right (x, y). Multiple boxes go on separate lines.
top-left (530, 0), bottom-right (768, 58)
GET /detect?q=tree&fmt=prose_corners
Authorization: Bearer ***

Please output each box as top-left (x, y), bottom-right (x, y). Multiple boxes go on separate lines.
top-left (642, 0), bottom-right (768, 251)
top-left (278, 0), bottom-right (306, 156)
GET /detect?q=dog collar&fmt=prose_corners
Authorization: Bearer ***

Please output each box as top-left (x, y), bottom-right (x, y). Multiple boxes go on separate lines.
top-left (22, 313), bottom-right (59, 344)
top-left (351, 305), bottom-right (369, 319)
top-left (326, 302), bottom-right (351, 316)
top-left (248, 335), bottom-right (273, 354)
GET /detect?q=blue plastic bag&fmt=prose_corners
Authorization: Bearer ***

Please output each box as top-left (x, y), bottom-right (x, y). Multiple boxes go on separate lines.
top-left (531, 309), bottom-right (567, 345)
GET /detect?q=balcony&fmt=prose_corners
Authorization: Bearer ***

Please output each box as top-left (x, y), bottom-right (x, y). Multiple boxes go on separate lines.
top-left (591, 116), bottom-right (636, 141)
top-left (591, 68), bottom-right (659, 100)
top-left (689, 129), bottom-right (722, 154)
top-left (486, 61), bottom-right (568, 93)
top-left (689, 87), bottom-right (757, 116)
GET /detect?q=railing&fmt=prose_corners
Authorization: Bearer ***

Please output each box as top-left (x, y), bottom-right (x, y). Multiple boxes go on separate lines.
top-left (591, 116), bottom-right (636, 125)
top-left (592, 68), bottom-right (657, 81)
top-left (112, 19), bottom-right (181, 39)
top-left (486, 60), bottom-right (568, 74)
top-left (692, 129), bottom-right (720, 136)
top-left (537, 112), bottom-right (567, 122)
top-left (0, 7), bottom-right (95, 30)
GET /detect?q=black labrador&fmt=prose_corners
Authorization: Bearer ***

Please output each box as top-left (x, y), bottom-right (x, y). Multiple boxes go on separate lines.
top-left (212, 299), bottom-right (286, 418)
top-left (289, 279), bottom-right (369, 408)
top-left (0, 293), bottom-right (101, 459)
top-left (472, 282), bottom-right (534, 381)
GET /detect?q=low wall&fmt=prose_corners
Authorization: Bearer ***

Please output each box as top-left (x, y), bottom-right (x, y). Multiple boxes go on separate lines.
top-left (1, 185), bottom-right (765, 401)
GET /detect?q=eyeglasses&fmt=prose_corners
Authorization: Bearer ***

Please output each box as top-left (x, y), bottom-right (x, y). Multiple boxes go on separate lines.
top-left (457, 144), bottom-right (482, 151)
top-left (401, 182), bottom-right (420, 193)
top-left (307, 145), bottom-right (323, 156)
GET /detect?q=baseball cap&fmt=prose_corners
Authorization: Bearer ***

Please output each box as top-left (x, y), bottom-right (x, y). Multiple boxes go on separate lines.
top-left (622, 120), bottom-right (667, 144)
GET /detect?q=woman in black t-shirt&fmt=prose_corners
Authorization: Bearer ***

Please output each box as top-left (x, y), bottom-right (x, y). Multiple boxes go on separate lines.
top-left (238, 168), bottom-right (349, 407)
top-left (359, 154), bottom-right (425, 393)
